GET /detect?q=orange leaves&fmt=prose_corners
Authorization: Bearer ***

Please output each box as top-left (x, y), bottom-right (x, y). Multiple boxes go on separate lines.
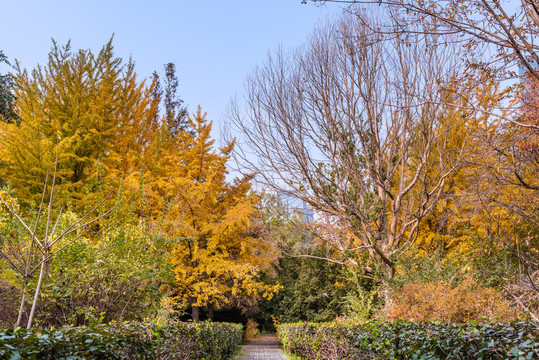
top-left (388, 279), bottom-right (520, 323)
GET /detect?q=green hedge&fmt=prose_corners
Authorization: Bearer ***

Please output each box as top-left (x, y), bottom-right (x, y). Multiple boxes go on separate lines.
top-left (0, 321), bottom-right (242, 360)
top-left (279, 320), bottom-right (539, 359)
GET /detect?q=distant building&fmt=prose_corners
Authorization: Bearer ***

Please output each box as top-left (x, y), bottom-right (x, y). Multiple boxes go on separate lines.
top-left (277, 192), bottom-right (314, 223)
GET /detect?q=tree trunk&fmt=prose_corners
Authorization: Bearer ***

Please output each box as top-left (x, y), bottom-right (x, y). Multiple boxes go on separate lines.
top-left (379, 262), bottom-right (396, 311)
top-left (207, 304), bottom-right (214, 321)
top-left (16, 280), bottom-right (28, 327)
top-left (27, 254), bottom-right (46, 329)
top-left (192, 305), bottom-right (200, 322)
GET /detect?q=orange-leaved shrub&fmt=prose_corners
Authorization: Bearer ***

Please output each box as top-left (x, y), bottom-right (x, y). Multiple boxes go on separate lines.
top-left (388, 279), bottom-right (521, 323)
top-left (243, 318), bottom-right (260, 341)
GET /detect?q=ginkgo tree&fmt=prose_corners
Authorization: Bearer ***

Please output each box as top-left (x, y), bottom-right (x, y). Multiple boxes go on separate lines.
top-left (0, 38), bottom-right (161, 211)
top-left (166, 108), bottom-right (279, 321)
top-left (0, 39), bottom-right (179, 326)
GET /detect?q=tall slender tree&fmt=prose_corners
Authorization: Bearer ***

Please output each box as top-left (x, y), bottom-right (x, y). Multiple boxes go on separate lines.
top-left (0, 51), bottom-right (17, 123)
top-left (163, 63), bottom-right (188, 136)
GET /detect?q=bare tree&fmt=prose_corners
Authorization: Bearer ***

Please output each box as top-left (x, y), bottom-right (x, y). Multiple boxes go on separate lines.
top-left (300, 1), bottom-right (539, 311)
top-left (228, 10), bottom-right (479, 301)
top-left (310, 0), bottom-right (539, 96)
top-left (0, 150), bottom-right (119, 328)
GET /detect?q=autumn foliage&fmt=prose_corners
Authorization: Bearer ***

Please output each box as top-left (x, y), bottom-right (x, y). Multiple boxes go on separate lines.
top-left (387, 280), bottom-right (520, 323)
top-left (1, 2), bottom-right (538, 334)
top-left (165, 109), bottom-right (279, 314)
top-left (0, 40), bottom-right (276, 327)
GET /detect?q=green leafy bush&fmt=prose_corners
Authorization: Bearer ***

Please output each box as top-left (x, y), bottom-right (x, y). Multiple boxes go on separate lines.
top-left (279, 320), bottom-right (539, 359)
top-left (0, 321), bottom-right (242, 359)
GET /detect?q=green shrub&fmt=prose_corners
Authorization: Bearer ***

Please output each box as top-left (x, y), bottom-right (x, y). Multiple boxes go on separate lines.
top-left (279, 320), bottom-right (539, 359)
top-left (0, 321), bottom-right (242, 359)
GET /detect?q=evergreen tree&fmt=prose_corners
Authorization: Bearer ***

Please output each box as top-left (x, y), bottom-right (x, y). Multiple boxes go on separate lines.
top-left (163, 63), bottom-right (188, 136)
top-left (0, 51), bottom-right (17, 123)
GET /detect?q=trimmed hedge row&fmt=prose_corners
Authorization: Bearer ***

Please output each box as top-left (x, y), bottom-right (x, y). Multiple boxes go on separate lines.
top-left (0, 321), bottom-right (242, 359)
top-left (279, 320), bottom-right (539, 359)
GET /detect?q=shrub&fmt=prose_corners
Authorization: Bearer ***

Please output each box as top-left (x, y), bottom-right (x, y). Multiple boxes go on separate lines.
top-left (279, 320), bottom-right (539, 360)
top-left (388, 279), bottom-right (520, 323)
top-left (279, 321), bottom-right (378, 360)
top-left (0, 321), bottom-right (242, 360)
top-left (0, 280), bottom-right (18, 328)
top-left (243, 318), bottom-right (260, 341)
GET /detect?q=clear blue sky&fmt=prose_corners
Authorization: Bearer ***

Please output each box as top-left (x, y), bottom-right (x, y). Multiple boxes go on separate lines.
top-left (0, 0), bottom-right (343, 131)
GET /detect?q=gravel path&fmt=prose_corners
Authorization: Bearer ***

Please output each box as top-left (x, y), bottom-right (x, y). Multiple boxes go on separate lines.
top-left (235, 334), bottom-right (287, 360)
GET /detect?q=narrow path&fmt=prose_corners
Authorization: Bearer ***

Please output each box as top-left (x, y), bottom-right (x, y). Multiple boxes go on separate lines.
top-left (235, 334), bottom-right (287, 360)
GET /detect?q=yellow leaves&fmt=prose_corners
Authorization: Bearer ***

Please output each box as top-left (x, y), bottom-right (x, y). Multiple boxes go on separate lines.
top-left (262, 282), bottom-right (283, 301)
top-left (162, 109), bottom-right (277, 309)
top-left (270, 315), bottom-right (281, 332)
top-left (210, 201), bottom-right (255, 246)
top-left (154, 296), bottom-right (182, 324)
top-left (0, 39), bottom-right (163, 212)
top-left (415, 232), bottom-right (437, 250)
top-left (172, 247), bottom-right (276, 308)
top-left (0, 189), bottom-right (20, 217)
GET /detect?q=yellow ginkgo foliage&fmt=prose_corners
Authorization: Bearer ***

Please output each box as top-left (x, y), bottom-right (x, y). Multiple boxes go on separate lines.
top-left (0, 39), bottom-right (162, 213)
top-left (166, 108), bottom-right (279, 320)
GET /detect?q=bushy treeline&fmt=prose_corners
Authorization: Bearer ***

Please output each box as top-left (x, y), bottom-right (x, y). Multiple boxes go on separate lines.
top-left (0, 38), bottom-right (276, 328)
top-left (0, 321), bottom-right (242, 360)
top-left (279, 320), bottom-right (539, 360)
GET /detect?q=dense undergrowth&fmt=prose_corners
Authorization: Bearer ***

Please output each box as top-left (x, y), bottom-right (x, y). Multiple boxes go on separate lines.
top-left (279, 320), bottom-right (539, 359)
top-left (0, 321), bottom-right (242, 360)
